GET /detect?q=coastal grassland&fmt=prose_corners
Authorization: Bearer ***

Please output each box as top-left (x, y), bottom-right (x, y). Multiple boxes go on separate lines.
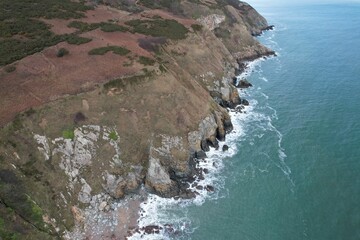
top-left (138, 56), bottom-right (156, 66)
top-left (125, 19), bottom-right (189, 40)
top-left (88, 46), bottom-right (130, 56)
top-left (0, 0), bottom-right (93, 66)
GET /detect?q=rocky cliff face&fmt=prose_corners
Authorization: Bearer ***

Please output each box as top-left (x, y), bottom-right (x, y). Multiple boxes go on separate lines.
top-left (0, 0), bottom-right (274, 238)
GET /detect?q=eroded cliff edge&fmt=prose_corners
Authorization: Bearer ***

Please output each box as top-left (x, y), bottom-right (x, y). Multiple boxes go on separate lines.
top-left (0, 0), bottom-right (274, 238)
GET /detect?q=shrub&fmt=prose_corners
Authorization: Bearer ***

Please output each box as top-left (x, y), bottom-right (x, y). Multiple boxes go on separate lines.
top-left (99, 23), bottom-right (129, 32)
top-left (109, 131), bottom-right (118, 141)
top-left (88, 46), bottom-right (130, 56)
top-left (138, 56), bottom-right (156, 66)
top-left (4, 65), bottom-right (16, 73)
top-left (57, 48), bottom-right (69, 57)
top-left (125, 19), bottom-right (188, 40)
top-left (66, 35), bottom-right (92, 45)
top-left (74, 112), bottom-right (86, 124)
top-left (191, 24), bottom-right (203, 32)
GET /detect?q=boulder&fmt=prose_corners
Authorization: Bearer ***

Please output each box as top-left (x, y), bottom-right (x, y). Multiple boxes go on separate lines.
top-left (222, 145), bottom-right (229, 151)
top-left (237, 79), bottom-right (253, 88)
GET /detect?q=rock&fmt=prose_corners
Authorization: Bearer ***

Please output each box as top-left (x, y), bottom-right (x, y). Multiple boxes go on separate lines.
top-left (71, 206), bottom-right (85, 224)
top-left (142, 225), bottom-right (162, 234)
top-left (207, 136), bottom-right (219, 149)
top-left (203, 168), bottom-right (209, 174)
top-left (195, 150), bottom-right (207, 159)
top-left (201, 139), bottom-right (210, 152)
top-left (205, 185), bottom-right (215, 192)
top-left (98, 201), bottom-right (107, 211)
top-left (223, 119), bottom-right (233, 133)
top-left (78, 178), bottom-right (92, 204)
top-left (145, 157), bottom-right (173, 195)
top-left (236, 79), bottom-right (253, 88)
top-left (222, 145), bottom-right (229, 151)
top-left (196, 185), bottom-right (204, 190)
top-left (241, 99), bottom-right (249, 106)
top-left (103, 173), bottom-right (126, 199)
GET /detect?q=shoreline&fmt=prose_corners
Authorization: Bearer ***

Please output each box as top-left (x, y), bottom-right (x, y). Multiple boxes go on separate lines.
top-left (66, 51), bottom-right (275, 240)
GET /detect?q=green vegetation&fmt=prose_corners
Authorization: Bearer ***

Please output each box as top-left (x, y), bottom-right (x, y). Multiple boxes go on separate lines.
top-left (62, 129), bottom-right (74, 140)
top-left (125, 19), bottom-right (188, 40)
top-left (57, 48), bottom-right (69, 57)
top-left (88, 46), bottom-right (130, 56)
top-left (214, 27), bottom-right (231, 39)
top-left (68, 21), bottom-right (99, 32)
top-left (0, 0), bottom-right (93, 65)
top-left (4, 65), bottom-right (16, 73)
top-left (138, 0), bottom-right (183, 15)
top-left (68, 21), bottom-right (128, 33)
top-left (99, 22), bottom-right (129, 32)
top-left (0, 0), bottom-right (92, 21)
top-left (66, 34), bottom-right (92, 45)
top-left (191, 24), bottom-right (203, 32)
top-left (104, 71), bottom-right (153, 90)
top-left (109, 131), bottom-right (118, 141)
top-left (138, 56), bottom-right (156, 66)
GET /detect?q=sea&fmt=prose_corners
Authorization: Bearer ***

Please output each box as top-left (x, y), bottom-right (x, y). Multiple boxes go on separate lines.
top-left (129, 2), bottom-right (360, 240)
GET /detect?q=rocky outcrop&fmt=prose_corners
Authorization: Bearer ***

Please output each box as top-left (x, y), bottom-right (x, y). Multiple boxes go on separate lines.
top-left (236, 79), bottom-right (253, 88)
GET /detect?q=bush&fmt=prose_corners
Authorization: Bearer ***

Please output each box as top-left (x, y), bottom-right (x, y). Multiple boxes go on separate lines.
top-left (109, 131), bottom-right (118, 141)
top-left (57, 48), bottom-right (69, 57)
top-left (138, 56), bottom-right (156, 66)
top-left (88, 46), bottom-right (130, 56)
top-left (66, 35), bottom-right (92, 45)
top-left (125, 19), bottom-right (188, 40)
top-left (99, 23), bottom-right (129, 32)
top-left (191, 24), bottom-right (203, 32)
top-left (4, 65), bottom-right (16, 73)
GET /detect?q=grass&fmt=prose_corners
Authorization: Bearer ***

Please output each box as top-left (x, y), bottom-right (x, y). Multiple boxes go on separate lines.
top-left (138, 56), bottom-right (156, 66)
top-left (125, 19), bottom-right (188, 40)
top-left (88, 46), bottom-right (130, 56)
top-left (109, 131), bottom-right (118, 141)
top-left (62, 129), bottom-right (74, 140)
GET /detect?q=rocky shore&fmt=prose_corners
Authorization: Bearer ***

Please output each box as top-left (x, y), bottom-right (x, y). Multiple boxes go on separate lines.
top-left (0, 1), bottom-right (274, 239)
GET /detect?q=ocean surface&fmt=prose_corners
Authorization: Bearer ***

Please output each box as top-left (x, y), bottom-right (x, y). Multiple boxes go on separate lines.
top-left (130, 3), bottom-right (360, 240)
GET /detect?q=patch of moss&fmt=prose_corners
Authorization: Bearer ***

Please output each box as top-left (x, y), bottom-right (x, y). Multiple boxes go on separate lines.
top-left (125, 19), bottom-right (188, 40)
top-left (62, 129), bottom-right (74, 140)
top-left (88, 46), bottom-right (130, 56)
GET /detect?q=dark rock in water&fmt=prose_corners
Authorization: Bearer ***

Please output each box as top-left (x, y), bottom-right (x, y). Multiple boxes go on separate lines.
top-left (179, 190), bottom-right (196, 199)
top-left (216, 127), bottom-right (226, 141)
top-left (195, 150), bottom-right (207, 159)
top-left (142, 225), bottom-right (163, 234)
top-left (196, 185), bottom-right (204, 190)
top-left (241, 99), bottom-right (249, 106)
top-left (207, 137), bottom-right (219, 150)
top-left (232, 77), bottom-right (238, 86)
top-left (224, 119), bottom-right (233, 133)
top-left (205, 185), bottom-right (214, 192)
top-left (263, 25), bottom-right (275, 31)
top-left (222, 145), bottom-right (229, 151)
top-left (203, 168), bottom-right (209, 174)
top-left (237, 79), bottom-right (253, 88)
top-left (201, 139), bottom-right (210, 152)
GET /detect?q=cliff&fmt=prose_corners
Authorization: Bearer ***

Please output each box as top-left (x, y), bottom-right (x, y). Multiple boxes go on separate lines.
top-left (0, 0), bottom-right (274, 238)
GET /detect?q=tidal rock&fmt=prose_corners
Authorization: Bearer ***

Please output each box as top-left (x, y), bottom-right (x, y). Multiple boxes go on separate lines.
top-left (142, 225), bottom-right (162, 234)
top-left (241, 99), bottom-right (249, 106)
top-left (195, 150), bottom-right (207, 159)
top-left (201, 139), bottom-right (210, 152)
top-left (237, 79), bottom-right (253, 88)
top-left (207, 136), bottom-right (219, 149)
top-left (222, 145), bottom-right (229, 151)
top-left (205, 185), bottom-right (215, 192)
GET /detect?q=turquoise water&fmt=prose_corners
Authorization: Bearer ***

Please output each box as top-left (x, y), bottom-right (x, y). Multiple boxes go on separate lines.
top-left (187, 3), bottom-right (360, 240)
